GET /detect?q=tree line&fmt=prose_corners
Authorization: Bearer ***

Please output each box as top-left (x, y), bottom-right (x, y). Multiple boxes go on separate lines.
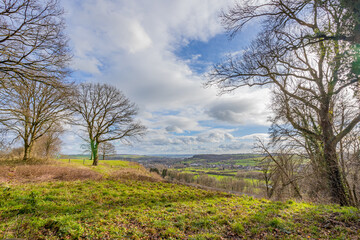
top-left (0, 0), bottom-right (145, 165)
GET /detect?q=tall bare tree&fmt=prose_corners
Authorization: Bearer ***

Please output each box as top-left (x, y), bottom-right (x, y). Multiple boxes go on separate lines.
top-left (69, 83), bottom-right (146, 166)
top-left (0, 0), bottom-right (70, 87)
top-left (99, 142), bottom-right (116, 160)
top-left (0, 80), bottom-right (70, 161)
top-left (208, 0), bottom-right (360, 206)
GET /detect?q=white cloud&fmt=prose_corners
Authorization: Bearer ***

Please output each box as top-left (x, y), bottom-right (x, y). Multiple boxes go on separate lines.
top-left (206, 88), bottom-right (272, 126)
top-left (61, 0), bottom-right (272, 154)
top-left (238, 133), bottom-right (270, 140)
top-left (196, 130), bottom-right (235, 143)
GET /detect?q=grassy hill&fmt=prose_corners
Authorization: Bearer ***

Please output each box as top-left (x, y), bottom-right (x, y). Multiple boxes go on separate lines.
top-left (0, 159), bottom-right (359, 239)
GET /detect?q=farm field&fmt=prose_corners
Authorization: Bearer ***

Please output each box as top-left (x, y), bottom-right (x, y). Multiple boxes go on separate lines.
top-left (0, 160), bottom-right (359, 239)
top-left (167, 155), bottom-right (266, 196)
top-left (180, 155), bottom-right (263, 166)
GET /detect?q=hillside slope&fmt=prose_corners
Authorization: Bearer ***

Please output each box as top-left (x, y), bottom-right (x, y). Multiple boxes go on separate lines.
top-left (0, 160), bottom-right (359, 239)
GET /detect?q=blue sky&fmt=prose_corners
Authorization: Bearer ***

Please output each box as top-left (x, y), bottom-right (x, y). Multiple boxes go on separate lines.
top-left (175, 27), bottom-right (261, 74)
top-left (61, 0), bottom-right (271, 155)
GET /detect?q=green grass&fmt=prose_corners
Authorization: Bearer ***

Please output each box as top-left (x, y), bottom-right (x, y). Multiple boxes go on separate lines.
top-left (59, 159), bottom-right (140, 170)
top-left (1, 180), bottom-right (359, 239)
top-left (0, 162), bottom-right (359, 239)
top-left (60, 155), bottom-right (90, 160)
top-left (59, 158), bottom-right (93, 165)
top-left (207, 174), bottom-right (227, 180)
top-left (58, 159), bottom-right (144, 178)
top-left (59, 159), bottom-right (135, 167)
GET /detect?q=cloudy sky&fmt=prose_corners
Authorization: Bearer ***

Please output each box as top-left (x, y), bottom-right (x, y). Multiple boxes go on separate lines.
top-left (61, 0), bottom-right (272, 155)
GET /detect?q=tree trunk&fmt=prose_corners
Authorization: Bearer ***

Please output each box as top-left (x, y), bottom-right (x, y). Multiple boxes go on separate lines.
top-left (23, 141), bottom-right (32, 161)
top-left (90, 140), bottom-right (99, 166)
top-left (323, 141), bottom-right (351, 206)
top-left (93, 152), bottom-right (99, 166)
top-left (321, 109), bottom-right (352, 205)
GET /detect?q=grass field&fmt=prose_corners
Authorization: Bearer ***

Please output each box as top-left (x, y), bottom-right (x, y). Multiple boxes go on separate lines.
top-left (59, 159), bottom-right (140, 168)
top-left (0, 160), bottom-right (359, 239)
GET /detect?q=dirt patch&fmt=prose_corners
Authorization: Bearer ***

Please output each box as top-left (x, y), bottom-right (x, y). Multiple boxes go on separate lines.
top-left (0, 165), bottom-right (103, 183)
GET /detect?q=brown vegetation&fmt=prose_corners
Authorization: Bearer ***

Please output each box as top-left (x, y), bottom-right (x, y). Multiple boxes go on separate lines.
top-left (110, 168), bottom-right (163, 183)
top-left (0, 159), bottom-right (164, 184)
top-left (0, 165), bottom-right (102, 183)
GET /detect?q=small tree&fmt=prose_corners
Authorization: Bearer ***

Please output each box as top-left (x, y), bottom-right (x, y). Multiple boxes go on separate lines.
top-left (69, 83), bottom-right (146, 166)
top-left (99, 142), bottom-right (116, 160)
top-left (33, 125), bottom-right (63, 159)
top-left (256, 140), bottom-right (303, 200)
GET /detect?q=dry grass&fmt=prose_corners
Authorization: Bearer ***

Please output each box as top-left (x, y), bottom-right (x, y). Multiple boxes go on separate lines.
top-left (0, 157), bottom-right (55, 166)
top-left (110, 168), bottom-right (163, 182)
top-left (0, 165), bottom-right (102, 183)
top-left (0, 158), bottom-right (163, 184)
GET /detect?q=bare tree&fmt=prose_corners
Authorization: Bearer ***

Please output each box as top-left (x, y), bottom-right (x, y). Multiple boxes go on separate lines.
top-left (0, 0), bottom-right (70, 87)
top-left (69, 83), bottom-right (146, 166)
top-left (0, 80), bottom-right (70, 161)
top-left (99, 142), bottom-right (116, 160)
top-left (207, 1), bottom-right (360, 206)
top-left (257, 139), bottom-right (303, 200)
top-left (33, 125), bottom-right (63, 159)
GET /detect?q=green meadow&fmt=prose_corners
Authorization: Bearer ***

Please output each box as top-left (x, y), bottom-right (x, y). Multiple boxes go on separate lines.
top-left (0, 160), bottom-right (359, 239)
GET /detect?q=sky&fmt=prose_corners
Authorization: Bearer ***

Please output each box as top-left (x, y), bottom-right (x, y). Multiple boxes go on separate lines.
top-left (60, 0), bottom-right (272, 155)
